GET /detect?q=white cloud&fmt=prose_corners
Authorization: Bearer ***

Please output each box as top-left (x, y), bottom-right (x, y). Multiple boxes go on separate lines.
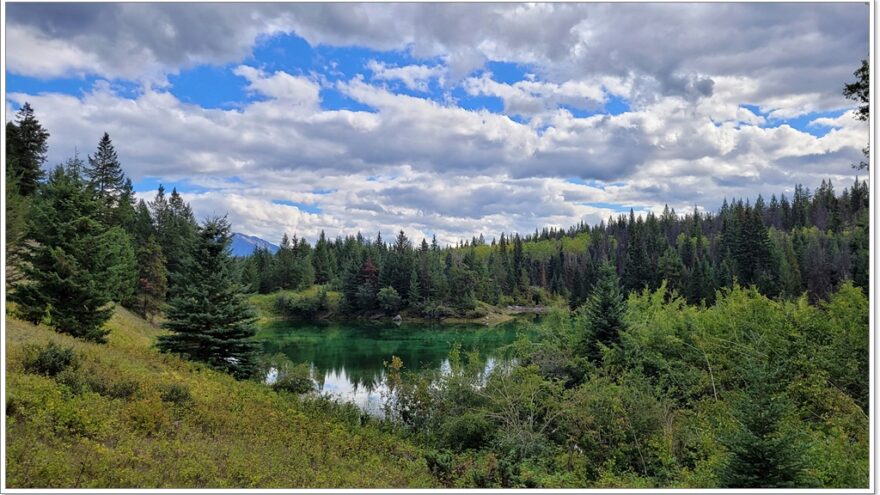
top-left (5, 3), bottom-right (869, 241)
top-left (234, 65), bottom-right (321, 109)
top-left (366, 60), bottom-right (446, 92)
top-left (7, 68), bottom-right (867, 242)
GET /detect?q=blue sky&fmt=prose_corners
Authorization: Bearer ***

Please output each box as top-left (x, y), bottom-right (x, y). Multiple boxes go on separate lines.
top-left (4, 3), bottom-right (869, 244)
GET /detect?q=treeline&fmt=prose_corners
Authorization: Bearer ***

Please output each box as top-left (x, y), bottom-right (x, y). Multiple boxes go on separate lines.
top-left (241, 178), bottom-right (869, 316)
top-left (6, 103), bottom-right (257, 377)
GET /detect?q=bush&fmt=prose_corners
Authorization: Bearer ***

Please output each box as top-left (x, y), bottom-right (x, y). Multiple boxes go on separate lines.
top-left (22, 342), bottom-right (77, 377)
top-left (377, 286), bottom-right (402, 314)
top-left (273, 363), bottom-right (314, 394)
top-left (421, 301), bottom-right (455, 320)
top-left (107, 379), bottom-right (140, 400)
top-left (464, 307), bottom-right (488, 319)
top-left (440, 412), bottom-right (494, 451)
top-left (160, 383), bottom-right (193, 406)
top-left (275, 290), bottom-right (329, 319)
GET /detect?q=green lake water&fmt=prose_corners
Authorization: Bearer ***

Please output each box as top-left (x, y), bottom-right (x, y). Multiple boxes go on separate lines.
top-left (256, 318), bottom-right (537, 413)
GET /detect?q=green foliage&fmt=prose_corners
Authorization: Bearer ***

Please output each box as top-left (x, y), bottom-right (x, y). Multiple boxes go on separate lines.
top-left (843, 59), bottom-right (869, 169)
top-left (576, 260), bottom-right (626, 363)
top-left (377, 286), bottom-right (403, 314)
top-left (85, 132), bottom-right (127, 219)
top-left (272, 363), bottom-right (315, 394)
top-left (157, 216), bottom-right (259, 379)
top-left (274, 287), bottom-right (331, 319)
top-left (5, 102), bottom-right (49, 196)
top-left (5, 310), bottom-right (434, 488)
top-left (133, 235), bottom-right (167, 321)
top-left (10, 162), bottom-right (136, 342)
top-left (719, 366), bottom-right (809, 488)
top-left (160, 383), bottom-right (193, 406)
top-left (22, 342), bottom-right (77, 377)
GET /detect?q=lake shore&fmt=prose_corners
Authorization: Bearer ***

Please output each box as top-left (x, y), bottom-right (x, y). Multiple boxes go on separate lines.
top-left (249, 288), bottom-right (551, 328)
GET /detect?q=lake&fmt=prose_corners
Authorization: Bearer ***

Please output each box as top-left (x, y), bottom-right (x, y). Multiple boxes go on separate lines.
top-left (256, 318), bottom-right (537, 414)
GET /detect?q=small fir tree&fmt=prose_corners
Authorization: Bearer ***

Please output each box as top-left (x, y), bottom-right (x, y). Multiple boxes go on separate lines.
top-left (577, 260), bottom-right (627, 363)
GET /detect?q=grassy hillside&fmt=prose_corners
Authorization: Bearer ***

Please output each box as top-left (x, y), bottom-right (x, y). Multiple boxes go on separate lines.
top-left (5, 308), bottom-right (434, 488)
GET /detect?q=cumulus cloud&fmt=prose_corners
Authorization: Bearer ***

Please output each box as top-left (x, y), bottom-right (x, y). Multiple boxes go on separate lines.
top-left (462, 73), bottom-right (608, 117)
top-left (7, 4), bottom-right (868, 113)
top-left (366, 60), bottom-right (446, 92)
top-left (4, 3), bottom-right (869, 242)
top-left (7, 68), bottom-right (867, 243)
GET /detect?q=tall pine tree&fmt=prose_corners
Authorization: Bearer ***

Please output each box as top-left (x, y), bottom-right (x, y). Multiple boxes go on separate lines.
top-left (86, 132), bottom-right (127, 216)
top-left (5, 102), bottom-right (49, 196)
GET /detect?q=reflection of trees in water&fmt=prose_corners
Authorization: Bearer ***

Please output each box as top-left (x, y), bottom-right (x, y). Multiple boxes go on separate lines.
top-left (257, 319), bottom-right (537, 411)
top-left (312, 364), bottom-right (388, 393)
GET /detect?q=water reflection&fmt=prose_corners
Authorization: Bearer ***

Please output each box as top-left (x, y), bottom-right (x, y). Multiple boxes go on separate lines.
top-left (257, 319), bottom-right (533, 413)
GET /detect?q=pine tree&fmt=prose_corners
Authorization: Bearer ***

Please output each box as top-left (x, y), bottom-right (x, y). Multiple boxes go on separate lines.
top-left (720, 365), bottom-right (809, 488)
top-left (4, 170), bottom-right (30, 270)
top-left (577, 260), bottom-right (627, 363)
top-left (843, 59), bottom-right (869, 169)
top-left (157, 216), bottom-right (259, 379)
top-left (407, 267), bottom-right (421, 305)
top-left (134, 235), bottom-right (167, 322)
top-left (11, 161), bottom-right (135, 342)
top-left (151, 186), bottom-right (198, 294)
top-left (86, 133), bottom-right (127, 214)
top-left (5, 102), bottom-right (49, 196)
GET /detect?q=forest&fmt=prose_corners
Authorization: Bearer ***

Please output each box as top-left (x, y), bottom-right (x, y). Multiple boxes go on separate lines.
top-left (3, 59), bottom-right (871, 489)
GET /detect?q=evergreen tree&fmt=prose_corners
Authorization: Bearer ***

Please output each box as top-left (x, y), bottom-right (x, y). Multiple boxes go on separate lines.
top-left (577, 260), bottom-right (627, 363)
top-left (157, 217), bottom-right (259, 379)
top-left (720, 365), bottom-right (809, 488)
top-left (407, 267), bottom-right (421, 305)
top-left (4, 170), bottom-right (30, 274)
top-left (151, 186), bottom-right (198, 294)
top-left (134, 235), bottom-right (168, 322)
top-left (85, 133), bottom-right (127, 215)
top-left (843, 59), bottom-right (869, 169)
top-left (5, 102), bottom-right (49, 196)
top-left (11, 161), bottom-right (135, 342)
top-left (313, 230), bottom-right (335, 284)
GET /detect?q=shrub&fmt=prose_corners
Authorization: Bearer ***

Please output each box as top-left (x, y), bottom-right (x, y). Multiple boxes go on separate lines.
top-left (377, 286), bottom-right (402, 314)
top-left (107, 379), bottom-right (140, 400)
top-left (440, 412), bottom-right (494, 451)
top-left (421, 301), bottom-right (455, 320)
top-left (22, 342), bottom-right (77, 377)
top-left (160, 383), bottom-right (193, 406)
top-left (273, 363), bottom-right (314, 394)
top-left (275, 291), bottom-right (329, 319)
top-left (464, 307), bottom-right (488, 319)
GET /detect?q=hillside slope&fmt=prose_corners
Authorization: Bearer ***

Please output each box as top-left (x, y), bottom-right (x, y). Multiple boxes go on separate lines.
top-left (5, 308), bottom-right (433, 488)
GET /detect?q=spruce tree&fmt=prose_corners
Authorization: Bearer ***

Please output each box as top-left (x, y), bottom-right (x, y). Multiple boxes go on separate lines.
top-left (86, 133), bottom-right (127, 214)
top-left (720, 364), bottom-right (809, 488)
top-left (843, 59), bottom-right (869, 169)
top-left (407, 267), bottom-right (421, 305)
top-left (11, 161), bottom-right (135, 342)
top-left (157, 216), bottom-right (259, 379)
top-left (5, 102), bottom-right (49, 196)
top-left (151, 186), bottom-right (198, 294)
top-left (134, 235), bottom-right (168, 322)
top-left (577, 260), bottom-right (627, 363)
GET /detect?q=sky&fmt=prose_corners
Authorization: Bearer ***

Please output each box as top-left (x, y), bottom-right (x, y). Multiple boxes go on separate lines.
top-left (4, 3), bottom-right (870, 246)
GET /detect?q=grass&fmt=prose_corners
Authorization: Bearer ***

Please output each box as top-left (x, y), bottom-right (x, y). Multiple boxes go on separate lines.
top-left (248, 286), bottom-right (341, 323)
top-left (5, 307), bottom-right (434, 488)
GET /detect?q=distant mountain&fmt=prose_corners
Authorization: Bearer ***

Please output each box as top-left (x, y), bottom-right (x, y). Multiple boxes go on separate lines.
top-left (230, 233), bottom-right (279, 257)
